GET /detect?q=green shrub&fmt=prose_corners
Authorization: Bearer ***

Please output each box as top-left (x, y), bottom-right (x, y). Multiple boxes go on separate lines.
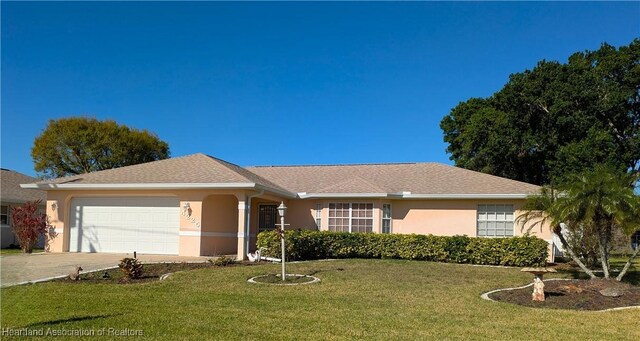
top-left (119, 258), bottom-right (143, 280)
top-left (210, 256), bottom-right (236, 266)
top-left (256, 230), bottom-right (548, 267)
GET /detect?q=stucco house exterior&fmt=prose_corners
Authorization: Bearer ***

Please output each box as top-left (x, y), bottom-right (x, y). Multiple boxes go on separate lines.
top-left (21, 153), bottom-right (553, 259)
top-left (1, 169), bottom-right (47, 248)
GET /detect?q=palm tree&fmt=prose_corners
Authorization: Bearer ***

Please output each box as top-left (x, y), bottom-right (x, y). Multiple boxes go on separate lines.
top-left (517, 187), bottom-right (597, 279)
top-left (518, 166), bottom-right (639, 281)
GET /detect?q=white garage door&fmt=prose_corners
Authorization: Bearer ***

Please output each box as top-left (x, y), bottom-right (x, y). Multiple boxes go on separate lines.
top-left (69, 197), bottom-right (180, 254)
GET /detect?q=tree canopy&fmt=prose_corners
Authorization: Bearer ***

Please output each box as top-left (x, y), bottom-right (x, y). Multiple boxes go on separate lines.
top-left (441, 39), bottom-right (640, 185)
top-left (32, 117), bottom-right (170, 178)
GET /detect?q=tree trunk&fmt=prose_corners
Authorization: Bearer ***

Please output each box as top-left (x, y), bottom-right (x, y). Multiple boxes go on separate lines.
top-left (616, 246), bottom-right (640, 282)
top-left (598, 235), bottom-right (610, 279)
top-left (555, 230), bottom-right (597, 279)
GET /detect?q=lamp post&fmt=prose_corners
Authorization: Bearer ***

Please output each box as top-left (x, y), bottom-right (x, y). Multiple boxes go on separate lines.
top-left (277, 201), bottom-right (287, 281)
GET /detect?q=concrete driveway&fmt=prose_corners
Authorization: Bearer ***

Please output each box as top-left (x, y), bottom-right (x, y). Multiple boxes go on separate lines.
top-left (0, 252), bottom-right (210, 287)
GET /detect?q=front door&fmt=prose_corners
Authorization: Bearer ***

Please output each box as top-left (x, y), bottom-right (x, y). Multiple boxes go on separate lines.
top-left (258, 204), bottom-right (278, 233)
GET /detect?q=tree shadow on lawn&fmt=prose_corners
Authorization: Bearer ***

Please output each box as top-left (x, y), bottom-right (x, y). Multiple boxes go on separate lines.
top-left (22, 314), bottom-right (120, 329)
top-left (556, 269), bottom-right (639, 286)
top-left (305, 268), bottom-right (345, 276)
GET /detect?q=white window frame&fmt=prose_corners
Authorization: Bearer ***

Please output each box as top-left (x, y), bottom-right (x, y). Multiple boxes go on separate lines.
top-left (315, 203), bottom-right (322, 230)
top-left (477, 204), bottom-right (515, 237)
top-left (382, 203), bottom-right (392, 234)
top-left (328, 203), bottom-right (374, 233)
top-left (0, 205), bottom-right (9, 226)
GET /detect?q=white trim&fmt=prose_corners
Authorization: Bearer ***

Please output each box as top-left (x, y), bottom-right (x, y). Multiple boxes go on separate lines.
top-left (179, 231), bottom-right (246, 238)
top-left (300, 193), bottom-right (389, 199)
top-left (382, 203), bottom-right (392, 234)
top-left (401, 193), bottom-right (529, 199)
top-left (315, 203), bottom-right (322, 229)
top-left (21, 182), bottom-right (297, 198)
top-left (21, 182), bottom-right (256, 189)
top-left (22, 183), bottom-right (530, 200)
top-left (299, 192), bottom-right (529, 199)
top-left (328, 202), bottom-right (374, 233)
top-left (476, 204), bottom-right (515, 238)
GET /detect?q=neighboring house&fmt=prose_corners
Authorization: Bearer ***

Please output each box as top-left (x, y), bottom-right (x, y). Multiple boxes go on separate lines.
top-left (1, 169), bottom-right (46, 248)
top-left (21, 153), bottom-right (554, 259)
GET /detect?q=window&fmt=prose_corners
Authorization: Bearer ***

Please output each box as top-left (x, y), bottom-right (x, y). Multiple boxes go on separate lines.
top-left (0, 205), bottom-right (8, 225)
top-left (315, 203), bottom-right (322, 229)
top-left (382, 204), bottom-right (392, 233)
top-left (258, 204), bottom-right (277, 232)
top-left (477, 204), bottom-right (514, 237)
top-left (328, 203), bottom-right (373, 233)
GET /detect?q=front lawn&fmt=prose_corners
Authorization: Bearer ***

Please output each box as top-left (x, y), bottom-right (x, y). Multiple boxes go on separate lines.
top-left (1, 259), bottom-right (638, 340)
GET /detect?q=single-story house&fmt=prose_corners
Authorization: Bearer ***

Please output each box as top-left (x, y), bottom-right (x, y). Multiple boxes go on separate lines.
top-left (22, 153), bottom-right (553, 259)
top-left (2, 168), bottom-right (47, 248)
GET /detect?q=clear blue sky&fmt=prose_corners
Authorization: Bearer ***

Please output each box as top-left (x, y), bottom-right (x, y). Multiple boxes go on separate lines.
top-left (2, 2), bottom-right (639, 177)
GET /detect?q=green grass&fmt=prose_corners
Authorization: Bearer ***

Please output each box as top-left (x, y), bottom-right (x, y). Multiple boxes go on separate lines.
top-left (0, 248), bottom-right (44, 255)
top-left (1, 259), bottom-right (639, 340)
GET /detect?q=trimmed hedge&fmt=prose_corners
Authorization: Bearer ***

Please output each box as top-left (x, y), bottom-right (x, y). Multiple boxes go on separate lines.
top-left (256, 230), bottom-right (548, 267)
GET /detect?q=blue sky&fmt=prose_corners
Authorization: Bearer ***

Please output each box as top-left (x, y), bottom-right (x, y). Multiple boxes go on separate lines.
top-left (2, 2), bottom-right (639, 177)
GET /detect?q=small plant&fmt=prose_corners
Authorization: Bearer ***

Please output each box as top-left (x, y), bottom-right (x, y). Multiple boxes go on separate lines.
top-left (119, 258), bottom-right (143, 280)
top-left (211, 256), bottom-right (236, 266)
top-left (10, 200), bottom-right (51, 253)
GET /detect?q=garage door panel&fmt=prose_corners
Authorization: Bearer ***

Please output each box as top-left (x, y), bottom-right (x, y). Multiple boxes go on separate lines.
top-left (69, 197), bottom-right (180, 254)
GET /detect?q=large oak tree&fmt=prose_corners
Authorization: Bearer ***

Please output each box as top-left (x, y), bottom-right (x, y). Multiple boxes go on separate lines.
top-left (441, 39), bottom-right (640, 185)
top-left (32, 117), bottom-right (170, 178)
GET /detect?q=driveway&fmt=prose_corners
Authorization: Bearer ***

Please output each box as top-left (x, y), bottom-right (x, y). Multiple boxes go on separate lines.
top-left (0, 252), bottom-right (210, 287)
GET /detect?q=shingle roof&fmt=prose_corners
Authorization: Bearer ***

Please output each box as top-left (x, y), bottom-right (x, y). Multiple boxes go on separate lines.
top-left (34, 154), bottom-right (291, 194)
top-left (25, 154), bottom-right (540, 197)
top-left (1, 169), bottom-right (46, 203)
top-left (246, 162), bottom-right (540, 196)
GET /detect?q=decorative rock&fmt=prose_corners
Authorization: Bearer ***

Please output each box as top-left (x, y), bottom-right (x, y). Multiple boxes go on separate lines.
top-left (559, 284), bottom-right (583, 294)
top-left (521, 268), bottom-right (557, 302)
top-left (159, 273), bottom-right (172, 281)
top-left (599, 287), bottom-right (624, 297)
top-left (531, 276), bottom-right (546, 301)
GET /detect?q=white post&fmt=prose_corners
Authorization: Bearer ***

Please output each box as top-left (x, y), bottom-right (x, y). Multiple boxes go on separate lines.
top-left (280, 214), bottom-right (286, 281)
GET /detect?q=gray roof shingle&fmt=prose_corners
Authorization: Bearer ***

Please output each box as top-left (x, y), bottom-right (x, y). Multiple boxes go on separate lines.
top-left (246, 162), bottom-right (540, 195)
top-left (26, 154), bottom-right (540, 197)
top-left (35, 154), bottom-right (291, 194)
top-left (1, 169), bottom-right (46, 203)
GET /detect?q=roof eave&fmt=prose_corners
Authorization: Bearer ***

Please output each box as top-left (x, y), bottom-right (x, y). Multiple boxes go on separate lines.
top-left (297, 192), bottom-right (531, 199)
top-left (401, 193), bottom-right (530, 199)
top-left (298, 193), bottom-right (391, 199)
top-left (21, 182), bottom-right (297, 198)
top-left (21, 182), bottom-right (257, 190)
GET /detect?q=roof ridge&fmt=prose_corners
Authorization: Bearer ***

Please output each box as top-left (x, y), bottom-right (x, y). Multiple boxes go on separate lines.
top-left (247, 162), bottom-right (430, 168)
top-left (200, 154), bottom-right (294, 194)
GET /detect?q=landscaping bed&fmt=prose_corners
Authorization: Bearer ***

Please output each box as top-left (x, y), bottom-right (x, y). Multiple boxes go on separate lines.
top-left (489, 278), bottom-right (640, 311)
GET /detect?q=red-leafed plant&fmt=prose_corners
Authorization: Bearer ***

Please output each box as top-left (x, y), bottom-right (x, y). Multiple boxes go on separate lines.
top-left (10, 200), bottom-right (51, 253)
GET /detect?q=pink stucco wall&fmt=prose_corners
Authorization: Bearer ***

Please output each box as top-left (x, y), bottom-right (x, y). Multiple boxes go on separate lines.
top-left (45, 189), bottom-right (551, 258)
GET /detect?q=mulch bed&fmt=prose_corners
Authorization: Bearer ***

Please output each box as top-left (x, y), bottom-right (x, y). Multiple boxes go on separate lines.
top-left (54, 261), bottom-right (252, 284)
top-left (489, 278), bottom-right (640, 311)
